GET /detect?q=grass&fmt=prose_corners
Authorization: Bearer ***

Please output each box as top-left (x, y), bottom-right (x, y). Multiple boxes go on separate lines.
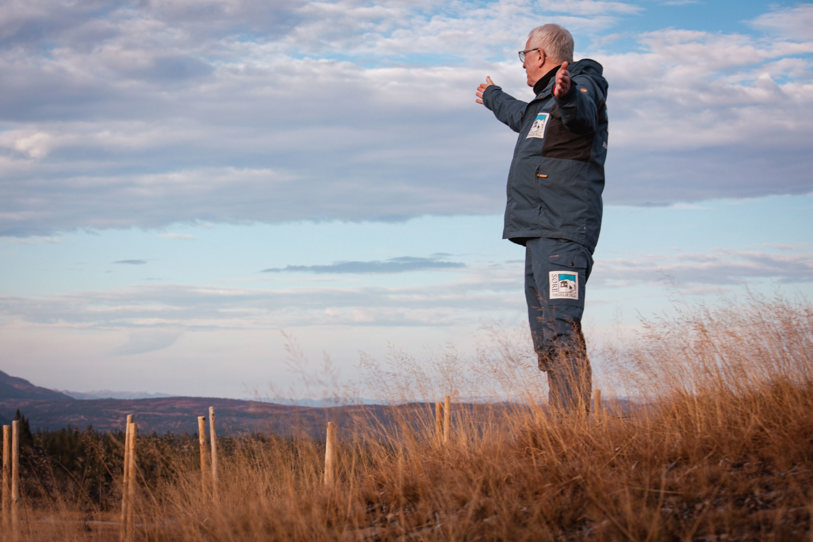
top-left (7, 296), bottom-right (813, 540)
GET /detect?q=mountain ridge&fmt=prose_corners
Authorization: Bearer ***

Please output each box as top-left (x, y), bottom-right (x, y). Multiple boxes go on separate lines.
top-left (0, 369), bottom-right (75, 401)
top-left (0, 370), bottom-right (466, 437)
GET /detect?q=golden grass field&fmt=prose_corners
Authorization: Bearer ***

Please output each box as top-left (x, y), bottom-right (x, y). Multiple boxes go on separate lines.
top-left (6, 296), bottom-right (812, 540)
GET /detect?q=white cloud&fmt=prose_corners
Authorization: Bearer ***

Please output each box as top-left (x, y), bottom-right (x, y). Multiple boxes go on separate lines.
top-left (536, 0), bottom-right (642, 16)
top-left (606, 27), bottom-right (813, 148)
top-left (594, 245), bottom-right (813, 290)
top-left (115, 329), bottom-right (181, 355)
top-left (10, 131), bottom-right (53, 158)
top-left (749, 3), bottom-right (813, 41)
top-left (2, 235), bottom-right (61, 245)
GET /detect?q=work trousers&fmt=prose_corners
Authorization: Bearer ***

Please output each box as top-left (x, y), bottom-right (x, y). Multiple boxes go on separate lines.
top-left (524, 237), bottom-right (593, 414)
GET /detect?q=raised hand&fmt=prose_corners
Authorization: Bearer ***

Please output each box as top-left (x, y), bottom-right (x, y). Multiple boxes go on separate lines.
top-left (476, 76), bottom-right (495, 104)
top-left (553, 61), bottom-right (570, 98)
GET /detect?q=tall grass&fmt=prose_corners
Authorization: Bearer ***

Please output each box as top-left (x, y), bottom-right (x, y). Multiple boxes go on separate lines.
top-left (12, 296), bottom-right (813, 540)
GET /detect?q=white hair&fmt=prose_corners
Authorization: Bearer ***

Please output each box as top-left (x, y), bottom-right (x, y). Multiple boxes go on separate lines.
top-left (528, 24), bottom-right (574, 63)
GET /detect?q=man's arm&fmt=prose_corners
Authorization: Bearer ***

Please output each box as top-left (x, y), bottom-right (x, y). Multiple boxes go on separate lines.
top-left (475, 76), bottom-right (527, 133)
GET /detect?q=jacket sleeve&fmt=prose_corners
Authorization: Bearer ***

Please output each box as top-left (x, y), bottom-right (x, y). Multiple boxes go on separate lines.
top-left (555, 74), bottom-right (606, 135)
top-left (482, 85), bottom-right (527, 133)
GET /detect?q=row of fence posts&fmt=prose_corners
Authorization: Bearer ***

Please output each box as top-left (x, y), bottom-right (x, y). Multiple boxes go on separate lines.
top-left (3, 391), bottom-right (605, 540)
top-left (116, 398), bottom-right (449, 539)
top-left (119, 407), bottom-right (221, 542)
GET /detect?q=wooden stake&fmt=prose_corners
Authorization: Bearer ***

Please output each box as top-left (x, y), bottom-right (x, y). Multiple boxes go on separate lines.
top-left (323, 421), bottom-right (337, 486)
top-left (443, 395), bottom-right (451, 444)
top-left (2, 424), bottom-right (9, 534)
top-left (434, 401), bottom-right (443, 442)
top-left (11, 420), bottom-right (19, 542)
top-left (197, 416), bottom-right (207, 493)
top-left (120, 415), bottom-right (133, 542)
top-left (126, 422), bottom-right (136, 542)
top-left (209, 407), bottom-right (218, 500)
top-left (593, 389), bottom-right (602, 418)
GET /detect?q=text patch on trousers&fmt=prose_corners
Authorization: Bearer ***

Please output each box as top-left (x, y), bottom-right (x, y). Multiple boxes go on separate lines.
top-left (549, 271), bottom-right (579, 300)
top-left (526, 112), bottom-right (550, 139)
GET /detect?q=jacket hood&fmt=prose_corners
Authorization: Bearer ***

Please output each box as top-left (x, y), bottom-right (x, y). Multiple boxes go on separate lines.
top-left (569, 59), bottom-right (608, 95)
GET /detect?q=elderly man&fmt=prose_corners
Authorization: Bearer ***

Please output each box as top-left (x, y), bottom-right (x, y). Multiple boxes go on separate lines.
top-left (476, 24), bottom-right (608, 414)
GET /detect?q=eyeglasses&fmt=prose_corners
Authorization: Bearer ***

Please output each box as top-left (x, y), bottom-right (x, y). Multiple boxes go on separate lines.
top-left (518, 47), bottom-right (541, 62)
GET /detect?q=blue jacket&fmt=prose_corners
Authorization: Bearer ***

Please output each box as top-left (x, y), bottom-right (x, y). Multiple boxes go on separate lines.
top-left (482, 59), bottom-right (608, 253)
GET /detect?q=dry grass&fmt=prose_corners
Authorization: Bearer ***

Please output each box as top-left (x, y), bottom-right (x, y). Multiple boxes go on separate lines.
top-left (9, 296), bottom-right (813, 540)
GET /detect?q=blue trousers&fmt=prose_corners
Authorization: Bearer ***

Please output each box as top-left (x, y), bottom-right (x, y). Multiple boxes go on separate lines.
top-left (524, 237), bottom-right (593, 413)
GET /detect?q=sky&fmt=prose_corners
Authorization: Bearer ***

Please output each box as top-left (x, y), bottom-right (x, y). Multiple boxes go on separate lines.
top-left (1, 0), bottom-right (812, 401)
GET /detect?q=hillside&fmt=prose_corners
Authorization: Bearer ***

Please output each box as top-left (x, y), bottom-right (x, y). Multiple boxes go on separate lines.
top-left (1, 395), bottom-right (446, 437)
top-left (0, 370), bottom-right (74, 401)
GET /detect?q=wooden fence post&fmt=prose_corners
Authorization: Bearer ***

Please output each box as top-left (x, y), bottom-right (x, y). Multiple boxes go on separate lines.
top-left (126, 421), bottom-right (137, 542)
top-left (434, 402), bottom-right (443, 443)
top-left (2, 424), bottom-right (9, 534)
top-left (120, 415), bottom-right (134, 542)
top-left (197, 416), bottom-right (207, 493)
top-left (209, 407), bottom-right (218, 500)
top-left (323, 422), bottom-right (337, 486)
top-left (443, 395), bottom-right (451, 444)
top-left (11, 420), bottom-right (19, 542)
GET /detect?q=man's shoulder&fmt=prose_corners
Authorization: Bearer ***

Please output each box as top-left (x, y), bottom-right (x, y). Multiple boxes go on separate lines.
top-left (570, 59), bottom-right (604, 77)
top-left (570, 59), bottom-right (608, 94)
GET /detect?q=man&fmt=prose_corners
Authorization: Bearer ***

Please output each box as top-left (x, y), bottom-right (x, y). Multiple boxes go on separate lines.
top-left (475, 24), bottom-right (608, 414)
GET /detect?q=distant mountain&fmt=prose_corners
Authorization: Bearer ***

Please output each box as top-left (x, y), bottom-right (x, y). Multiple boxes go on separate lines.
top-left (0, 370), bottom-right (453, 437)
top-left (60, 389), bottom-right (173, 400)
top-left (0, 370), bottom-right (74, 401)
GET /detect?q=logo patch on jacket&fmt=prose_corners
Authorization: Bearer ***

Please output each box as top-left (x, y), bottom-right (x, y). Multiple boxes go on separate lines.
top-left (549, 271), bottom-right (578, 300)
top-left (526, 112), bottom-right (549, 139)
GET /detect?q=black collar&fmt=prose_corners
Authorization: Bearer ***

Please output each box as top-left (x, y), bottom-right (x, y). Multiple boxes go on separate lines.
top-left (533, 65), bottom-right (561, 95)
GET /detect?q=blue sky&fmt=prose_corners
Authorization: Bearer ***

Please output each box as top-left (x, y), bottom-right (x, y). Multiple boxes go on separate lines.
top-left (1, 0), bottom-right (811, 400)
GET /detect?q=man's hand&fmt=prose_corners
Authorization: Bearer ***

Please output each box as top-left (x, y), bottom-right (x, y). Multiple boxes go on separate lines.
top-left (475, 76), bottom-right (494, 104)
top-left (553, 61), bottom-right (570, 98)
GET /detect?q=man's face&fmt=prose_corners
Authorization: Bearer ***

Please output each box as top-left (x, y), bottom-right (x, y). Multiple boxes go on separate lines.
top-left (522, 37), bottom-right (545, 87)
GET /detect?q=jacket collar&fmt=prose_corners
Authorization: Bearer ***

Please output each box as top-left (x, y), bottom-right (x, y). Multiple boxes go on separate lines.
top-left (533, 65), bottom-right (561, 96)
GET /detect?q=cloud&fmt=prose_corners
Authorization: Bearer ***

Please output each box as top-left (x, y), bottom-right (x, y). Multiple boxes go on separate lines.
top-left (3, 235), bottom-right (60, 245)
top-left (1, 1), bottom-right (811, 236)
top-left (10, 131), bottom-right (53, 158)
top-left (749, 4), bottom-right (813, 41)
top-left (535, 0), bottom-right (642, 16)
top-left (114, 329), bottom-right (181, 355)
top-left (0, 268), bottom-right (521, 331)
top-left (262, 255), bottom-right (465, 274)
top-left (114, 259), bottom-right (148, 265)
top-left (599, 19), bottom-right (813, 203)
top-left (593, 244), bottom-right (813, 290)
